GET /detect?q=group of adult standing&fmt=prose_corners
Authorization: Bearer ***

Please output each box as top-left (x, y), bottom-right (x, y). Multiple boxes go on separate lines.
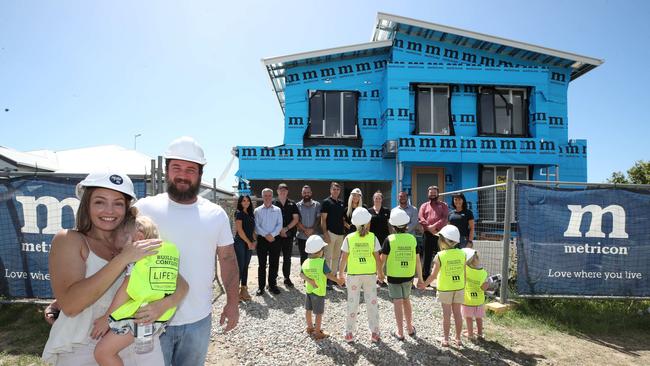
top-left (233, 182), bottom-right (476, 298)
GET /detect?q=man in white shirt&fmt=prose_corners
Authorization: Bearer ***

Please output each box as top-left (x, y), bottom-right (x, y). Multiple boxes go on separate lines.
top-left (135, 136), bottom-right (238, 366)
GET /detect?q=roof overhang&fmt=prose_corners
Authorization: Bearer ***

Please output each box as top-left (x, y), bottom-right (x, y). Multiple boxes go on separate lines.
top-left (262, 40), bottom-right (392, 114)
top-left (373, 12), bottom-right (603, 81)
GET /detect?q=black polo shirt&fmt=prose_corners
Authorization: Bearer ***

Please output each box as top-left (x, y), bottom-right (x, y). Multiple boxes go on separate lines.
top-left (321, 196), bottom-right (345, 235)
top-left (273, 198), bottom-right (300, 237)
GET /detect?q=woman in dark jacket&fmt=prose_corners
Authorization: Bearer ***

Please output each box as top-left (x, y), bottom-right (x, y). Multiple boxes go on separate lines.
top-left (234, 195), bottom-right (256, 301)
top-left (448, 193), bottom-right (475, 249)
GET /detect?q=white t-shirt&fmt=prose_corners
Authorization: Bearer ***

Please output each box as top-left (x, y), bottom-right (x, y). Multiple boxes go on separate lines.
top-left (341, 234), bottom-right (381, 253)
top-left (134, 194), bottom-right (234, 326)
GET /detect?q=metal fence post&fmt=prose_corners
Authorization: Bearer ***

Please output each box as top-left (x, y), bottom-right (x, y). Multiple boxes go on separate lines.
top-left (157, 156), bottom-right (164, 194)
top-left (150, 159), bottom-right (156, 196)
top-left (500, 169), bottom-right (514, 304)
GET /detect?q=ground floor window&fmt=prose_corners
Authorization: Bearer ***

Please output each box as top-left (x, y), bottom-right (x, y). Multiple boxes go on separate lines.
top-left (479, 165), bottom-right (528, 222)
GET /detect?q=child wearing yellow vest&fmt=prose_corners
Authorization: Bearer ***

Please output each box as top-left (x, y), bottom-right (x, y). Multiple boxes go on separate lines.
top-left (423, 225), bottom-right (465, 348)
top-left (338, 207), bottom-right (384, 344)
top-left (300, 235), bottom-right (344, 340)
top-left (379, 209), bottom-right (424, 341)
top-left (92, 216), bottom-right (188, 366)
top-left (461, 248), bottom-right (489, 340)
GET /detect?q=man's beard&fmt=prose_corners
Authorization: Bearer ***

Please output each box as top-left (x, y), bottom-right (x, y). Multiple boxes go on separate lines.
top-left (399, 199), bottom-right (407, 205)
top-left (167, 178), bottom-right (199, 202)
top-left (429, 195), bottom-right (438, 202)
top-left (303, 195), bottom-right (312, 202)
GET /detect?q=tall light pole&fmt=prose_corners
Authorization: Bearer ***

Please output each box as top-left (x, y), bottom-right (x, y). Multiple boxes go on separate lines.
top-left (133, 133), bottom-right (142, 150)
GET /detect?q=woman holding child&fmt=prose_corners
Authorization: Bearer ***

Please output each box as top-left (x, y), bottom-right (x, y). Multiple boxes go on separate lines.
top-left (42, 172), bottom-right (187, 365)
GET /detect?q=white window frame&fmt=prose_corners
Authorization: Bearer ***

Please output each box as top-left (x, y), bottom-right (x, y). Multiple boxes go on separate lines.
top-left (479, 165), bottom-right (528, 223)
top-left (310, 91), bottom-right (358, 138)
top-left (417, 85), bottom-right (450, 136)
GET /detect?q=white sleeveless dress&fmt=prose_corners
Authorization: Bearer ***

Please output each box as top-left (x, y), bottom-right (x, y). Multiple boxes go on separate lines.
top-left (42, 244), bottom-right (164, 365)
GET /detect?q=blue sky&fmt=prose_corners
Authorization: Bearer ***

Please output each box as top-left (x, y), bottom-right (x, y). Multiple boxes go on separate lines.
top-left (1, 0), bottom-right (648, 188)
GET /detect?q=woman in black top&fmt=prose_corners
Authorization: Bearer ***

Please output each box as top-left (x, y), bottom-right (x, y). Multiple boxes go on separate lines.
top-left (368, 191), bottom-right (391, 287)
top-left (448, 193), bottom-right (475, 249)
top-left (234, 195), bottom-right (256, 301)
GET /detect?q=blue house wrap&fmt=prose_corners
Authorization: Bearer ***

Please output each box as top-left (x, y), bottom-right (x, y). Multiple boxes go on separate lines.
top-left (235, 12), bottom-right (601, 211)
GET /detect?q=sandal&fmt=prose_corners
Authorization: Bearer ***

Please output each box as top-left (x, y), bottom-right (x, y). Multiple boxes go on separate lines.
top-left (441, 339), bottom-right (450, 347)
top-left (390, 330), bottom-right (405, 341)
top-left (454, 339), bottom-right (463, 348)
top-left (312, 330), bottom-right (329, 340)
top-left (407, 326), bottom-right (416, 338)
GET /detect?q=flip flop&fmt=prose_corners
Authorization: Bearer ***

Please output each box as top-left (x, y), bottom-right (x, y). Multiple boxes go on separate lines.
top-left (407, 327), bottom-right (416, 337)
top-left (454, 339), bottom-right (463, 348)
top-left (391, 330), bottom-right (405, 341)
top-left (441, 339), bottom-right (450, 347)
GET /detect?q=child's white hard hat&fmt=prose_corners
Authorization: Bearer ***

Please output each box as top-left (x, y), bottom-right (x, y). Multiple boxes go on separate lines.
top-left (305, 235), bottom-right (327, 253)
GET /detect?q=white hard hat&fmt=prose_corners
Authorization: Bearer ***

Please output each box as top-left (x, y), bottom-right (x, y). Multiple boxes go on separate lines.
top-left (305, 235), bottom-right (327, 254)
top-left (164, 136), bottom-right (207, 166)
top-left (350, 188), bottom-right (362, 195)
top-left (351, 207), bottom-right (371, 226)
top-left (76, 172), bottom-right (136, 200)
top-left (462, 248), bottom-right (477, 263)
top-left (389, 209), bottom-right (410, 227)
top-left (436, 225), bottom-right (460, 244)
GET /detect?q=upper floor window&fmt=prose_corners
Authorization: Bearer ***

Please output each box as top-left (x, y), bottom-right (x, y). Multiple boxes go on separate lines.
top-left (308, 90), bottom-right (358, 138)
top-left (416, 85), bottom-right (451, 135)
top-left (478, 87), bottom-right (528, 137)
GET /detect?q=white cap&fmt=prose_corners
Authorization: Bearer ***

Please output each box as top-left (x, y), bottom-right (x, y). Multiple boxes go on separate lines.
top-left (76, 172), bottom-right (136, 200)
top-left (350, 188), bottom-right (362, 195)
top-left (164, 136), bottom-right (207, 166)
top-left (436, 225), bottom-right (460, 244)
top-left (305, 235), bottom-right (327, 253)
top-left (389, 209), bottom-right (410, 226)
top-left (351, 207), bottom-right (371, 226)
top-left (462, 248), bottom-right (477, 263)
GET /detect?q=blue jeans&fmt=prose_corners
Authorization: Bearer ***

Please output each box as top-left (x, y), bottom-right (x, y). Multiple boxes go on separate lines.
top-left (234, 237), bottom-right (253, 286)
top-left (159, 314), bottom-right (212, 366)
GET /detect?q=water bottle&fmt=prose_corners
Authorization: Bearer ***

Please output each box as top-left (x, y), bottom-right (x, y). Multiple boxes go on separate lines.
top-left (134, 304), bottom-right (154, 354)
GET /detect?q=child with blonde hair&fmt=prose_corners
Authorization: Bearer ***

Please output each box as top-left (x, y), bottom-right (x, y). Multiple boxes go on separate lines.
top-left (422, 225), bottom-right (465, 347)
top-left (92, 216), bottom-right (188, 366)
top-left (461, 248), bottom-right (489, 340)
top-left (300, 235), bottom-right (344, 340)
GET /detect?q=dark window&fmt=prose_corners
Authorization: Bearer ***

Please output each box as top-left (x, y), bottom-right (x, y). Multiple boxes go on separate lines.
top-left (478, 88), bottom-right (528, 136)
top-left (308, 91), bottom-right (358, 138)
top-left (416, 86), bottom-right (451, 135)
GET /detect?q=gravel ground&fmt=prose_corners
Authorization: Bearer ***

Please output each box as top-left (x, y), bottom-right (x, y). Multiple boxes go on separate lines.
top-left (207, 256), bottom-right (533, 366)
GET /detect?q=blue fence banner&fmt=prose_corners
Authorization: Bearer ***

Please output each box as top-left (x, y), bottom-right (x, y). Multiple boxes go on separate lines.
top-left (0, 176), bottom-right (145, 299)
top-left (516, 184), bottom-right (650, 297)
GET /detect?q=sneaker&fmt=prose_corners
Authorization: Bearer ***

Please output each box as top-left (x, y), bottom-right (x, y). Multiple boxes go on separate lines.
top-left (268, 286), bottom-right (281, 295)
top-left (371, 332), bottom-right (381, 343)
top-left (344, 333), bottom-right (354, 343)
top-left (255, 288), bottom-right (265, 296)
top-left (284, 279), bottom-right (294, 288)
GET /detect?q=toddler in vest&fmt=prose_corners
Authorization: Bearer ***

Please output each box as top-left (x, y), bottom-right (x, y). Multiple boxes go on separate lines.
top-left (338, 207), bottom-right (384, 344)
top-left (379, 209), bottom-right (424, 341)
top-left (461, 248), bottom-right (489, 340)
top-left (92, 216), bottom-right (184, 366)
top-left (300, 235), bottom-right (343, 340)
top-left (422, 225), bottom-right (465, 348)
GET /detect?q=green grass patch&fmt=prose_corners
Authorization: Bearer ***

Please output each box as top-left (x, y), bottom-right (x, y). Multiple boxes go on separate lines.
top-left (0, 303), bottom-right (50, 365)
top-left (490, 298), bottom-right (650, 335)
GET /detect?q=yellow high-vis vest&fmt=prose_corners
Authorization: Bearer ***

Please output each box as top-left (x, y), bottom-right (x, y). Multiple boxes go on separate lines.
top-left (464, 266), bottom-right (488, 306)
top-left (346, 232), bottom-right (377, 275)
top-left (302, 257), bottom-right (327, 296)
top-left (385, 233), bottom-right (417, 278)
top-left (436, 248), bottom-right (465, 291)
top-left (110, 241), bottom-right (179, 322)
